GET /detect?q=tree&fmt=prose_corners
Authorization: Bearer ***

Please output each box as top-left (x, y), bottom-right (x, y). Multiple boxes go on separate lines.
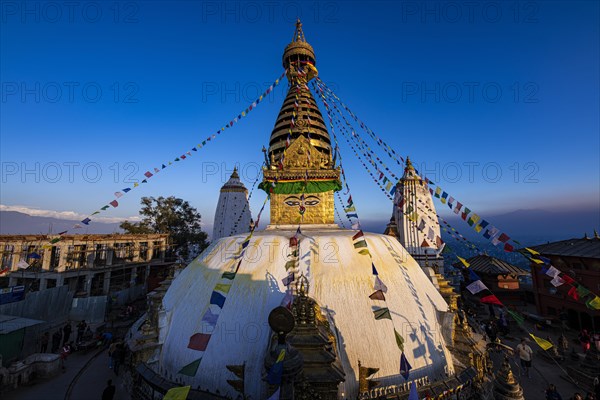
top-left (120, 196), bottom-right (208, 258)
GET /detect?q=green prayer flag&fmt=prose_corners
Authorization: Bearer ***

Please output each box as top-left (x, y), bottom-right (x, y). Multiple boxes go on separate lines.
top-left (506, 310), bottom-right (524, 325)
top-left (576, 285), bottom-right (591, 298)
top-left (373, 307), bottom-right (392, 320)
top-left (285, 260), bottom-right (296, 271)
top-left (50, 238), bottom-right (60, 244)
top-left (394, 329), bottom-right (404, 351)
top-left (178, 358), bottom-right (201, 377)
top-left (353, 240), bottom-right (367, 249)
top-left (221, 272), bottom-right (236, 280)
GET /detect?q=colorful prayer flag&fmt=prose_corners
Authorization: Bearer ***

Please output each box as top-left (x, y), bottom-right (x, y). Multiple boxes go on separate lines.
top-left (457, 256), bottom-right (470, 268)
top-left (178, 359), bottom-right (201, 377)
top-left (187, 333), bottom-right (211, 351)
top-left (525, 247), bottom-right (540, 255)
top-left (480, 295), bottom-right (503, 306)
top-left (400, 352), bottom-right (412, 380)
top-left (373, 307), bottom-right (392, 320)
top-left (209, 291), bottom-right (226, 308)
top-left (529, 334), bottom-right (553, 351)
top-left (354, 240), bottom-right (367, 249)
top-left (352, 231), bottom-right (364, 241)
top-left (358, 249), bottom-right (370, 256)
top-left (586, 296), bottom-right (600, 310)
top-left (394, 329), bottom-right (404, 352)
top-left (214, 283), bottom-right (232, 294)
top-left (466, 280), bottom-right (487, 294)
top-left (374, 276), bottom-right (388, 293)
top-left (369, 290), bottom-right (386, 301)
top-left (110, 200), bottom-right (119, 208)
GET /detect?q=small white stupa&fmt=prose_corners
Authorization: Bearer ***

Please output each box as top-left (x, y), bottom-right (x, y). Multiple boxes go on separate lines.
top-left (212, 168), bottom-right (252, 241)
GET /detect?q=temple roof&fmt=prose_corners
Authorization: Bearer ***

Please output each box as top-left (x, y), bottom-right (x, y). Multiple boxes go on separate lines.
top-left (454, 255), bottom-right (528, 276)
top-left (527, 236), bottom-right (600, 258)
top-left (220, 168), bottom-right (247, 192)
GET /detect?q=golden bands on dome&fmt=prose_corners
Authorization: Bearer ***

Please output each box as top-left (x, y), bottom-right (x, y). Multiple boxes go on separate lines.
top-left (283, 43), bottom-right (316, 66)
top-left (263, 169), bottom-right (340, 181)
top-left (219, 187), bottom-right (248, 193)
top-left (267, 83), bottom-right (331, 164)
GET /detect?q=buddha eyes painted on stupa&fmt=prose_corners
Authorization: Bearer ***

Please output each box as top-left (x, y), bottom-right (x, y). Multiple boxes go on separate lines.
top-left (283, 195), bottom-right (320, 207)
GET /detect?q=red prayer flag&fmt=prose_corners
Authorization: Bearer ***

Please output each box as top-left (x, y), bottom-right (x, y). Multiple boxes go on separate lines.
top-left (561, 274), bottom-right (575, 285)
top-left (144, 171), bottom-right (153, 178)
top-left (503, 243), bottom-right (514, 252)
top-left (480, 294), bottom-right (503, 306)
top-left (109, 200), bottom-right (118, 208)
top-left (369, 290), bottom-right (386, 301)
top-left (568, 286), bottom-right (579, 300)
top-left (188, 333), bottom-right (211, 351)
top-left (498, 233), bottom-right (510, 242)
top-left (352, 231), bottom-right (364, 241)
top-left (421, 239), bottom-right (429, 247)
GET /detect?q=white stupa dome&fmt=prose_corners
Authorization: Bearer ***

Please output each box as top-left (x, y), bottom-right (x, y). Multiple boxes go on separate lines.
top-left (157, 226), bottom-right (453, 399)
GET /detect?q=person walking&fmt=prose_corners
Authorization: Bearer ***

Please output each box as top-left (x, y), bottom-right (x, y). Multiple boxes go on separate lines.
top-left (101, 379), bottom-right (116, 400)
top-left (580, 329), bottom-right (592, 353)
top-left (546, 384), bottom-right (563, 400)
top-left (52, 330), bottom-right (62, 353)
top-left (571, 393), bottom-right (584, 400)
top-left (516, 338), bottom-right (534, 378)
top-left (108, 341), bottom-right (118, 369)
top-left (63, 322), bottom-right (72, 345)
top-left (112, 342), bottom-right (125, 376)
top-left (77, 320), bottom-right (87, 343)
top-left (40, 332), bottom-right (49, 353)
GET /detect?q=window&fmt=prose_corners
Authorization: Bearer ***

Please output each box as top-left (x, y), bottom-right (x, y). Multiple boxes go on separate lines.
top-left (1, 245), bottom-right (14, 269)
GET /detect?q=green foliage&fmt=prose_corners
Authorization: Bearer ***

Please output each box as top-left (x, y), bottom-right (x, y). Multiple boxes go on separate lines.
top-left (120, 196), bottom-right (208, 257)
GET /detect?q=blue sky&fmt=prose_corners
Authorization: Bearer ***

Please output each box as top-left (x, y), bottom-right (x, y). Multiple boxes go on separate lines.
top-left (1, 1), bottom-right (599, 232)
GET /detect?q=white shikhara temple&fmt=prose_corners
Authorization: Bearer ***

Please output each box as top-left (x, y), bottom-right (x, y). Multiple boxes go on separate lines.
top-left (386, 158), bottom-right (445, 277)
top-left (131, 21), bottom-right (492, 400)
top-left (212, 168), bottom-right (252, 241)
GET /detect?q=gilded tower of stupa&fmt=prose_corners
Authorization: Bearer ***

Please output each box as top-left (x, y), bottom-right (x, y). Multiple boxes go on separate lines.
top-left (261, 20), bottom-right (341, 226)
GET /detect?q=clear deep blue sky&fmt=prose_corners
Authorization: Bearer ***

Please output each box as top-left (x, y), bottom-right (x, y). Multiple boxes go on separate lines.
top-left (1, 1), bottom-right (599, 232)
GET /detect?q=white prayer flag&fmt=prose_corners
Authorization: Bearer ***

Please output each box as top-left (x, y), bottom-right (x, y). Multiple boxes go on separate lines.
top-left (17, 260), bottom-right (29, 269)
top-left (374, 276), bottom-right (388, 293)
top-left (551, 275), bottom-right (565, 287)
top-left (467, 280), bottom-right (487, 294)
top-left (546, 266), bottom-right (561, 278)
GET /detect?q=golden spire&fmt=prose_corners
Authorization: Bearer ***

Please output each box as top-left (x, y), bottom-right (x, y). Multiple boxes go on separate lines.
top-left (260, 21), bottom-right (341, 226)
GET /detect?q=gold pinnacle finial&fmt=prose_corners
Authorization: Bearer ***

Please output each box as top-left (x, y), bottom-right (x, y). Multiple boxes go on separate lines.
top-left (405, 156), bottom-right (414, 171)
top-left (293, 18), bottom-right (305, 42)
top-left (231, 167), bottom-right (239, 179)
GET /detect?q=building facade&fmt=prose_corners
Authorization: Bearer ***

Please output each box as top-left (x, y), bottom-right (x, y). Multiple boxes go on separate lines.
top-left (529, 234), bottom-right (600, 331)
top-left (0, 234), bottom-right (170, 297)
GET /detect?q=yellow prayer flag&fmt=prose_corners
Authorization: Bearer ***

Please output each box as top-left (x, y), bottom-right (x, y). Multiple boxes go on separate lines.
top-left (358, 249), bottom-right (371, 256)
top-left (529, 334), bottom-right (553, 351)
top-left (525, 247), bottom-right (540, 255)
top-left (457, 256), bottom-right (470, 268)
top-left (588, 296), bottom-right (600, 310)
top-left (214, 283), bottom-right (231, 294)
top-left (474, 224), bottom-right (483, 233)
top-left (530, 258), bottom-right (545, 264)
top-left (133, 182), bottom-right (139, 187)
top-left (276, 349), bottom-right (286, 362)
top-left (163, 385), bottom-right (191, 400)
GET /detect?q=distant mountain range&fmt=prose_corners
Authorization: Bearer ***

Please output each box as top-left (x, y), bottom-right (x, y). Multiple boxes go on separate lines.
top-left (356, 208), bottom-right (600, 245)
top-left (0, 211), bottom-right (123, 235)
top-left (1, 208), bottom-right (598, 244)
